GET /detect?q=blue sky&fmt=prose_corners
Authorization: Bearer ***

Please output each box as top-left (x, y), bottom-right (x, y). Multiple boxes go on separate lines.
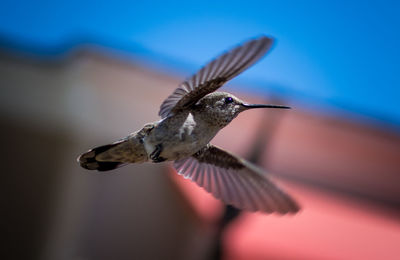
top-left (1, 0), bottom-right (399, 127)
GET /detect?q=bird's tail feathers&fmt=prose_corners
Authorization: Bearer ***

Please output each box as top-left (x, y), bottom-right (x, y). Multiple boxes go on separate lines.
top-left (78, 133), bottom-right (148, 172)
top-left (78, 142), bottom-right (126, 171)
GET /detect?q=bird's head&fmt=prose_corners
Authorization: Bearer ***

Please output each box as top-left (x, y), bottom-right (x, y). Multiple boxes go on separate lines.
top-left (196, 92), bottom-right (291, 127)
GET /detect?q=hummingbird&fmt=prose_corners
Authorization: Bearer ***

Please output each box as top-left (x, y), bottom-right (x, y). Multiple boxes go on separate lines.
top-left (78, 36), bottom-right (300, 214)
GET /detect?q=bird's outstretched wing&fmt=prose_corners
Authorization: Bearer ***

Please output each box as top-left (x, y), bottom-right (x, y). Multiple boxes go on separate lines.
top-left (173, 144), bottom-right (299, 214)
top-left (159, 36), bottom-right (274, 118)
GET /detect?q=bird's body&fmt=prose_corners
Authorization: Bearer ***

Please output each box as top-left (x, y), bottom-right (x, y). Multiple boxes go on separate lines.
top-left (78, 36), bottom-right (300, 213)
top-left (144, 92), bottom-right (244, 161)
top-left (144, 109), bottom-right (218, 162)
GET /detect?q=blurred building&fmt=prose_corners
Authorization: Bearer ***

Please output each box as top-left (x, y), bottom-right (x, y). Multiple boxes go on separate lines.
top-left (2, 45), bottom-right (400, 260)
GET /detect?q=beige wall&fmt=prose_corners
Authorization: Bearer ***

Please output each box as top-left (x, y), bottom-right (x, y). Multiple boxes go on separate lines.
top-left (2, 49), bottom-right (400, 260)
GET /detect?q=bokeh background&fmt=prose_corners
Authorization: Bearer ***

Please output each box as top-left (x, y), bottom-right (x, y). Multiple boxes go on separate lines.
top-left (2, 1), bottom-right (400, 259)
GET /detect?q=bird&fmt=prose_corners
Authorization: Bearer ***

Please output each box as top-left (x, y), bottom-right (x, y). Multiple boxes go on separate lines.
top-left (78, 36), bottom-right (300, 214)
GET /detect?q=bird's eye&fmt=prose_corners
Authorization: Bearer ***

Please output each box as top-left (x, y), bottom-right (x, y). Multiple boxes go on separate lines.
top-left (224, 97), bottom-right (234, 104)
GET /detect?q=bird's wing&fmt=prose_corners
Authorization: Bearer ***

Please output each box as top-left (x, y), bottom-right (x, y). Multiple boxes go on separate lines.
top-left (173, 144), bottom-right (299, 214)
top-left (159, 36), bottom-right (274, 118)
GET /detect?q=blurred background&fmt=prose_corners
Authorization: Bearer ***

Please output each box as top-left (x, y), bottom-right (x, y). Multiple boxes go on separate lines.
top-left (2, 1), bottom-right (400, 259)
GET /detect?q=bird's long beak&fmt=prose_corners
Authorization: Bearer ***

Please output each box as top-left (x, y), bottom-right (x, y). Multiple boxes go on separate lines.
top-left (241, 103), bottom-right (291, 110)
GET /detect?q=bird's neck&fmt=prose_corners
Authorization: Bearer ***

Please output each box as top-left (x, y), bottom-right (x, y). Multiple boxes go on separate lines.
top-left (191, 106), bottom-right (230, 129)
